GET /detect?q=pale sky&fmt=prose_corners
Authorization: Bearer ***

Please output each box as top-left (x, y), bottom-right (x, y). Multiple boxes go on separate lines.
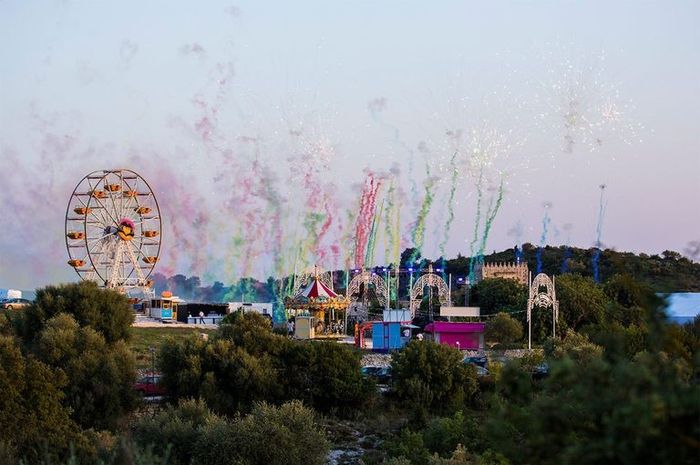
top-left (1, 0), bottom-right (699, 289)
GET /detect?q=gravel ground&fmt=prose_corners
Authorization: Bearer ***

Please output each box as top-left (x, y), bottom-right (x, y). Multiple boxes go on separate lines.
top-left (361, 353), bottom-right (392, 367)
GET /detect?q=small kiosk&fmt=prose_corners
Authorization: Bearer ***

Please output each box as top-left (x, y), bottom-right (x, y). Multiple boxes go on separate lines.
top-left (146, 291), bottom-right (185, 321)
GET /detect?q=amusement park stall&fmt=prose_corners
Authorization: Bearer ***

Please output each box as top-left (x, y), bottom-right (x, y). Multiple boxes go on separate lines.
top-left (424, 322), bottom-right (485, 350)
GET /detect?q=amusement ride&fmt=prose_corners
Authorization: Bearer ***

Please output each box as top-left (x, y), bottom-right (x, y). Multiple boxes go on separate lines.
top-left (65, 169), bottom-right (162, 297)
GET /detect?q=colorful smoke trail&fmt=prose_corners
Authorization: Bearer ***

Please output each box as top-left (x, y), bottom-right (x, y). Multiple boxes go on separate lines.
top-left (536, 202), bottom-right (552, 274)
top-left (468, 169), bottom-right (485, 283)
top-left (439, 151), bottom-right (460, 259)
top-left (410, 165), bottom-right (438, 262)
top-left (476, 181), bottom-right (505, 262)
top-left (354, 172), bottom-right (382, 269)
top-left (365, 199), bottom-right (384, 267)
top-left (592, 184), bottom-right (607, 283)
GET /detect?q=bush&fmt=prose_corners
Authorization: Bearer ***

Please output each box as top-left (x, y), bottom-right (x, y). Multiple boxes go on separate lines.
top-left (225, 401), bottom-right (329, 465)
top-left (17, 281), bottom-right (133, 344)
top-left (134, 400), bottom-right (328, 465)
top-left (278, 341), bottom-right (375, 414)
top-left (36, 314), bottom-right (137, 429)
top-left (544, 331), bottom-right (603, 364)
top-left (485, 313), bottom-right (523, 345)
top-left (391, 341), bottom-right (478, 413)
top-left (134, 398), bottom-right (222, 465)
top-left (160, 312), bottom-right (374, 416)
top-left (422, 411), bottom-right (485, 458)
top-left (0, 335), bottom-right (88, 462)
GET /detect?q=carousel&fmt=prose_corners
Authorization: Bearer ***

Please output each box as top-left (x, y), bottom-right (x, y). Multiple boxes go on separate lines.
top-left (284, 267), bottom-right (349, 339)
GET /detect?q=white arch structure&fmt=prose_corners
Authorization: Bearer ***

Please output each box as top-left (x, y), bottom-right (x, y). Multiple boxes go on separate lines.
top-left (527, 273), bottom-right (559, 349)
top-left (410, 265), bottom-right (451, 317)
top-left (348, 270), bottom-right (388, 308)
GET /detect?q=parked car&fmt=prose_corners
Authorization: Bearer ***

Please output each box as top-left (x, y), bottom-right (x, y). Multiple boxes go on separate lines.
top-left (531, 362), bottom-right (550, 380)
top-left (133, 374), bottom-right (166, 396)
top-left (1, 298), bottom-right (32, 309)
top-left (361, 366), bottom-right (392, 384)
top-left (463, 355), bottom-right (488, 368)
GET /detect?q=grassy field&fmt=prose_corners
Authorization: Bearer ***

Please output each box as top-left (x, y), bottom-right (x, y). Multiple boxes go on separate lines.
top-left (130, 326), bottom-right (216, 370)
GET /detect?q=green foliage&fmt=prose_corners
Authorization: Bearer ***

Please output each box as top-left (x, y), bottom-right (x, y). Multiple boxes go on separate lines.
top-left (134, 398), bottom-right (219, 465)
top-left (130, 326), bottom-right (215, 369)
top-left (36, 314), bottom-right (137, 429)
top-left (544, 331), bottom-right (603, 364)
top-left (484, 313), bottom-right (523, 344)
top-left (488, 353), bottom-right (700, 465)
top-left (0, 282), bottom-right (141, 461)
top-left (391, 341), bottom-right (477, 413)
top-left (222, 400), bottom-right (329, 465)
top-left (387, 411), bottom-right (501, 464)
top-left (0, 335), bottom-right (87, 462)
top-left (471, 279), bottom-right (527, 315)
top-left (159, 312), bottom-right (374, 416)
top-left (386, 429), bottom-right (430, 465)
top-left (134, 399), bottom-right (328, 465)
top-left (18, 281), bottom-right (133, 344)
top-left (426, 445), bottom-right (510, 465)
top-left (555, 274), bottom-right (608, 332)
top-left (218, 310), bottom-right (277, 356)
top-left (422, 411), bottom-right (485, 458)
top-left (278, 341), bottom-right (375, 414)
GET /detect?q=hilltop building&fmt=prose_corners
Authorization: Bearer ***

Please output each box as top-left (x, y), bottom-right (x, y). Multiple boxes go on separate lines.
top-left (481, 262), bottom-right (529, 286)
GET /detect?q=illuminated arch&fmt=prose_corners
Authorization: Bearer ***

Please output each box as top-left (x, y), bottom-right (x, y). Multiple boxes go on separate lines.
top-left (410, 265), bottom-right (451, 317)
top-left (348, 270), bottom-right (388, 308)
top-left (527, 273), bottom-right (559, 349)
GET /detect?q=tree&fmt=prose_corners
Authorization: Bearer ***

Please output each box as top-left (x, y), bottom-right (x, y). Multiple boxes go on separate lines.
top-left (160, 313), bottom-right (374, 415)
top-left (485, 313), bottom-right (523, 345)
top-left (209, 401), bottom-right (329, 465)
top-left (472, 279), bottom-right (527, 315)
top-left (488, 352), bottom-right (700, 465)
top-left (17, 281), bottom-right (133, 344)
top-left (159, 334), bottom-right (279, 415)
top-left (0, 335), bottom-right (87, 462)
top-left (392, 341), bottom-right (477, 413)
top-left (36, 314), bottom-right (137, 430)
top-left (278, 340), bottom-right (375, 414)
top-left (135, 399), bottom-right (329, 465)
top-left (217, 310), bottom-right (279, 357)
top-left (134, 398), bottom-right (223, 465)
top-left (555, 274), bottom-right (608, 332)
top-left (9, 283), bottom-right (137, 431)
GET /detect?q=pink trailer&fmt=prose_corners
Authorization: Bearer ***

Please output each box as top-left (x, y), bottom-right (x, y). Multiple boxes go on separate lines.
top-left (424, 322), bottom-right (485, 350)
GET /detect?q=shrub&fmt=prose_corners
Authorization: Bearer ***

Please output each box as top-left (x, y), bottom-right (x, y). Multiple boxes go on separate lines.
top-left (485, 313), bottom-right (523, 345)
top-left (36, 314), bottom-right (137, 429)
top-left (391, 341), bottom-right (478, 413)
top-left (18, 281), bottom-right (133, 344)
top-left (0, 335), bottom-right (88, 462)
top-left (134, 398), bottom-right (223, 465)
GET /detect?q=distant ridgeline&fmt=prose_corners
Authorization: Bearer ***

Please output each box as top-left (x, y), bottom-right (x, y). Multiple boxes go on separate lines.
top-left (149, 244), bottom-right (700, 304)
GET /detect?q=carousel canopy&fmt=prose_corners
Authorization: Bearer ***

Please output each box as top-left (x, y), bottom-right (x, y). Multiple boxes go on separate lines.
top-left (299, 276), bottom-right (338, 299)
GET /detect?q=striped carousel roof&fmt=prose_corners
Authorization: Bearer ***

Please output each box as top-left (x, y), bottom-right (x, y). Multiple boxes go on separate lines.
top-left (299, 275), bottom-right (338, 299)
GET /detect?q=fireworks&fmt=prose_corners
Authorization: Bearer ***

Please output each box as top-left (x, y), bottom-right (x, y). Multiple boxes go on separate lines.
top-left (1, 38), bottom-right (647, 293)
top-left (539, 51), bottom-right (642, 155)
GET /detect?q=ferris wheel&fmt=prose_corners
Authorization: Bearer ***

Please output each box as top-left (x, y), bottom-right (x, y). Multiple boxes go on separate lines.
top-left (65, 169), bottom-right (162, 293)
